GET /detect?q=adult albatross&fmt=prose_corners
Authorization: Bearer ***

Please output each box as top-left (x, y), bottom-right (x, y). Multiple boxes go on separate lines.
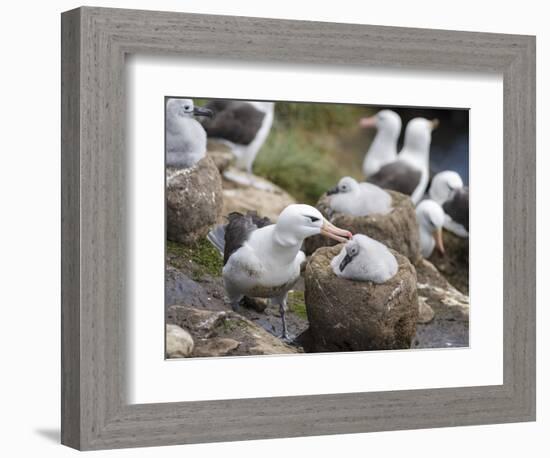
top-left (429, 170), bottom-right (469, 237)
top-left (207, 204), bottom-right (352, 340)
top-left (368, 117), bottom-right (438, 204)
top-left (359, 109), bottom-right (402, 177)
top-left (165, 98), bottom-right (213, 168)
top-left (201, 100), bottom-right (275, 174)
top-left (415, 199), bottom-right (446, 258)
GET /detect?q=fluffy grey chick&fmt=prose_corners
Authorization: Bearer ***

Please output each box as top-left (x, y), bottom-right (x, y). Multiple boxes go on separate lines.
top-left (327, 176), bottom-right (392, 217)
top-left (166, 98), bottom-right (213, 168)
top-left (331, 234), bottom-right (398, 283)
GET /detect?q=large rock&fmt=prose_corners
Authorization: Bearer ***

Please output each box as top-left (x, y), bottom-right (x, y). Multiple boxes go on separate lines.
top-left (167, 305), bottom-right (301, 357)
top-left (166, 156), bottom-right (223, 244)
top-left (413, 259), bottom-right (469, 348)
top-left (207, 149), bottom-right (235, 173)
top-left (428, 231), bottom-right (469, 294)
top-left (304, 244), bottom-right (418, 352)
top-left (166, 324), bottom-right (194, 358)
top-left (221, 167), bottom-right (296, 222)
top-left (304, 190), bottom-right (421, 263)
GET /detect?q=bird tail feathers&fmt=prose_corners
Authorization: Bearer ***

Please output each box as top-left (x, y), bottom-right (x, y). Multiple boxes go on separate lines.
top-left (207, 224), bottom-right (226, 255)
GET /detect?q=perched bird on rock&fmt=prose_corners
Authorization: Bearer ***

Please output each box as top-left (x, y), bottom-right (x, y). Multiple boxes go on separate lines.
top-left (201, 100), bottom-right (275, 174)
top-left (429, 170), bottom-right (469, 237)
top-left (207, 204), bottom-right (352, 340)
top-left (331, 234), bottom-right (398, 283)
top-left (415, 199), bottom-right (446, 258)
top-left (368, 117), bottom-right (439, 204)
top-left (326, 176), bottom-right (393, 216)
top-left (359, 109), bottom-right (402, 177)
top-left (166, 98), bottom-right (213, 168)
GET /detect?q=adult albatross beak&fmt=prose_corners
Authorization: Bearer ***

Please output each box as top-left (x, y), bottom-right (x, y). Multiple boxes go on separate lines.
top-left (193, 106), bottom-right (214, 118)
top-left (433, 227), bottom-right (445, 255)
top-left (320, 220), bottom-right (352, 243)
top-left (359, 116), bottom-right (377, 129)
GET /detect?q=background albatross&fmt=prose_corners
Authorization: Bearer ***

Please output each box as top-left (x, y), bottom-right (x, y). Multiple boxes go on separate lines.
top-left (208, 204), bottom-right (352, 340)
top-left (202, 100), bottom-right (275, 175)
top-left (368, 117), bottom-right (438, 204)
top-left (359, 109), bottom-right (402, 177)
top-left (165, 98), bottom-right (213, 168)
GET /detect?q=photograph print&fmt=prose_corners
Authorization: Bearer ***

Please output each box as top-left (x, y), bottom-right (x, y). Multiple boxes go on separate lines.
top-left (165, 97), bottom-right (469, 359)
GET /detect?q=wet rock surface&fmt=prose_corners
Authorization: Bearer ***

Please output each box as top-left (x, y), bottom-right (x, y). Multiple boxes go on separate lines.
top-left (166, 156), bottom-right (223, 244)
top-left (304, 190), bottom-right (421, 263)
top-left (304, 244), bottom-right (418, 352)
top-left (413, 259), bottom-right (469, 348)
top-left (428, 231), bottom-right (469, 295)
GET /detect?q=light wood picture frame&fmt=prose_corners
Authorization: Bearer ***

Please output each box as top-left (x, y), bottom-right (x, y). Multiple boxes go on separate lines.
top-left (61, 6), bottom-right (536, 450)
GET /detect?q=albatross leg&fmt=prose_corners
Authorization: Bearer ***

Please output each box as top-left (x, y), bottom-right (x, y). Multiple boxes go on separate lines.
top-left (227, 291), bottom-right (244, 312)
top-left (275, 293), bottom-right (291, 342)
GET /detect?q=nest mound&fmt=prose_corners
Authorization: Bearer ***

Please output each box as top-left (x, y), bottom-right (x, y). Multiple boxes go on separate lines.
top-left (304, 244), bottom-right (418, 352)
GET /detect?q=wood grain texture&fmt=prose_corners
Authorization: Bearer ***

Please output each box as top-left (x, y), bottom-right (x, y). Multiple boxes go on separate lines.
top-left (60, 6), bottom-right (536, 450)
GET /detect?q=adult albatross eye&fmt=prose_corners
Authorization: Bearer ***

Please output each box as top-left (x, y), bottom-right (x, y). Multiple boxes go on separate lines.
top-left (306, 216), bottom-right (320, 223)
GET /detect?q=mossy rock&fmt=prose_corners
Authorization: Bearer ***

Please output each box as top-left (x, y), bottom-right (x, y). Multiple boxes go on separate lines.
top-left (304, 244), bottom-right (418, 352)
top-left (304, 190), bottom-right (421, 263)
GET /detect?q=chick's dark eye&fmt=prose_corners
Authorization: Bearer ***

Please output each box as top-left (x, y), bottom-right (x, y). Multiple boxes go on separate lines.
top-left (184, 105), bottom-right (190, 110)
top-left (307, 216), bottom-right (320, 223)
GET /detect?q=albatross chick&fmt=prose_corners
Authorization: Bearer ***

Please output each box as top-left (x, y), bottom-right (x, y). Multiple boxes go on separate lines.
top-left (331, 234), bottom-right (398, 283)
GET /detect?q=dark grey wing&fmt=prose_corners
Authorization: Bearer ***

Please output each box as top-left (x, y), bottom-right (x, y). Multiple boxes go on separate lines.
top-left (368, 161), bottom-right (422, 196)
top-left (223, 211), bottom-right (272, 265)
top-left (443, 187), bottom-right (469, 231)
top-left (201, 101), bottom-right (265, 145)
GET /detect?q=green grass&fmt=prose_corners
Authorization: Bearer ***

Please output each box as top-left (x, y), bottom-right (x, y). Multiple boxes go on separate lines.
top-left (193, 98), bottom-right (377, 205)
top-left (167, 238), bottom-right (223, 280)
top-left (253, 102), bottom-right (374, 205)
top-left (288, 290), bottom-right (308, 320)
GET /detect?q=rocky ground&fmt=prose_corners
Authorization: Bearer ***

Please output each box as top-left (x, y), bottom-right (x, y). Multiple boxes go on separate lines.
top-left (165, 238), bottom-right (309, 357)
top-left (165, 236), bottom-right (469, 358)
top-left (165, 149), bottom-right (470, 358)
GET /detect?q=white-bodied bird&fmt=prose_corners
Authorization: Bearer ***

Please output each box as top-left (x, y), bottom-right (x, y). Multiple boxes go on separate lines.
top-left (368, 117), bottom-right (439, 204)
top-left (207, 204), bottom-right (352, 340)
top-left (326, 176), bottom-right (393, 216)
top-left (331, 234), bottom-right (398, 283)
top-left (359, 109), bottom-right (402, 177)
top-left (415, 199), bottom-right (446, 258)
top-left (429, 170), bottom-right (469, 237)
top-left (165, 98), bottom-right (213, 168)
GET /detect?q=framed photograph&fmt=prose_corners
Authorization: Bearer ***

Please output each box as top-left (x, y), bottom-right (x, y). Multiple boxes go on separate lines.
top-left (61, 6), bottom-right (536, 450)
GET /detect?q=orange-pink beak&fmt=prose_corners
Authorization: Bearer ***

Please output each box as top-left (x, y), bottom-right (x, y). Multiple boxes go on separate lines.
top-left (359, 116), bottom-right (377, 129)
top-left (433, 227), bottom-right (445, 255)
top-left (320, 219), bottom-right (353, 243)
